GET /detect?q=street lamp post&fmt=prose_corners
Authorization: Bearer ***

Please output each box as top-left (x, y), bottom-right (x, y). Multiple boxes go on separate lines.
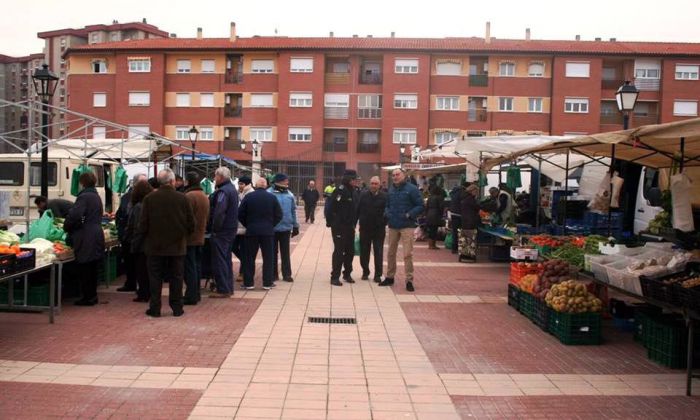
top-left (241, 139), bottom-right (263, 179)
top-left (31, 64), bottom-right (59, 198)
top-left (188, 126), bottom-right (199, 170)
top-left (616, 80), bottom-right (640, 130)
top-left (399, 142), bottom-right (406, 165)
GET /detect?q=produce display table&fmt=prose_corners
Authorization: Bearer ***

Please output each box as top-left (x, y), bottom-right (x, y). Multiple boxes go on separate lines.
top-left (0, 263), bottom-right (56, 324)
top-left (584, 272), bottom-right (700, 396)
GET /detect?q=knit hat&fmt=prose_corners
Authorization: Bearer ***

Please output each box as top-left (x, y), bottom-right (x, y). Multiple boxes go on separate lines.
top-left (238, 175), bottom-right (252, 185)
top-left (342, 169), bottom-right (359, 180)
top-left (273, 173), bottom-right (289, 183)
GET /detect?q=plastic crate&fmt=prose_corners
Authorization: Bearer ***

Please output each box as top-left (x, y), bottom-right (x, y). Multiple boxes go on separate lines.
top-left (0, 253), bottom-right (16, 276)
top-left (587, 255), bottom-right (625, 282)
top-left (510, 262), bottom-right (541, 285)
top-left (507, 283), bottom-right (520, 310)
top-left (96, 254), bottom-right (116, 283)
top-left (532, 298), bottom-right (551, 331)
top-left (644, 313), bottom-right (700, 369)
top-left (0, 282), bottom-right (49, 306)
top-left (14, 247), bottom-right (36, 272)
top-left (613, 317), bottom-right (636, 332)
top-left (519, 292), bottom-right (536, 320)
top-left (639, 276), bottom-right (683, 306)
top-left (584, 211), bottom-right (623, 229)
top-left (548, 311), bottom-right (602, 345)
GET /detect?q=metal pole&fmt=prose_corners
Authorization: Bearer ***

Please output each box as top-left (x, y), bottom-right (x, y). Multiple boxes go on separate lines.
top-left (535, 156), bottom-right (542, 229)
top-left (563, 150), bottom-right (570, 235)
top-left (26, 102), bottom-right (34, 234)
top-left (680, 137), bottom-right (686, 173)
top-left (40, 99), bottom-right (49, 198)
top-left (687, 317), bottom-right (694, 396)
top-left (608, 144), bottom-right (616, 237)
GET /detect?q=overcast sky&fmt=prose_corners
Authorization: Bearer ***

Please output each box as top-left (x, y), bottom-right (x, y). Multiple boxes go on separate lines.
top-left (2, 0), bottom-right (699, 56)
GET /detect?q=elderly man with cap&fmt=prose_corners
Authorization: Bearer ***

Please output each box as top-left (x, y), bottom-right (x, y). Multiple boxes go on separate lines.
top-left (232, 175), bottom-right (254, 284)
top-left (268, 173), bottom-right (299, 282)
top-left (209, 167), bottom-right (240, 298)
top-left (327, 169), bottom-right (361, 286)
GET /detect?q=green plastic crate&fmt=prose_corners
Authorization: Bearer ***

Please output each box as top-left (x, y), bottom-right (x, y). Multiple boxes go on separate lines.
top-left (507, 284), bottom-right (520, 311)
top-left (519, 292), bottom-right (536, 320)
top-left (643, 314), bottom-right (700, 369)
top-left (97, 254), bottom-right (117, 283)
top-left (532, 298), bottom-right (551, 331)
top-left (548, 310), bottom-right (602, 345)
top-left (0, 283), bottom-right (49, 306)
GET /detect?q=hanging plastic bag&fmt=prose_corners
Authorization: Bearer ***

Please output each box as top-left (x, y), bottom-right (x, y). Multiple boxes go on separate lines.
top-left (444, 231), bottom-right (453, 249)
top-left (28, 210), bottom-right (56, 241)
top-left (71, 164), bottom-right (93, 196)
top-left (200, 177), bottom-right (214, 195)
top-left (354, 234), bottom-right (361, 256)
top-left (671, 173), bottom-right (694, 232)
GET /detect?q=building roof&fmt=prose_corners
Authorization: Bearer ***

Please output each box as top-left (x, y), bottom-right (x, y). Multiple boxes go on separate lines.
top-left (0, 53), bottom-right (45, 64)
top-left (65, 36), bottom-right (700, 57)
top-left (38, 21), bottom-right (168, 40)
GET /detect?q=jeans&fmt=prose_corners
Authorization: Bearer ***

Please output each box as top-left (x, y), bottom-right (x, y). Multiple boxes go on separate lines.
top-left (211, 235), bottom-right (235, 294)
top-left (331, 226), bottom-right (355, 280)
top-left (244, 235), bottom-right (274, 288)
top-left (147, 255), bottom-right (184, 313)
top-left (360, 228), bottom-right (385, 278)
top-left (184, 245), bottom-right (203, 302)
top-left (273, 231), bottom-right (292, 280)
top-left (386, 228), bottom-right (415, 283)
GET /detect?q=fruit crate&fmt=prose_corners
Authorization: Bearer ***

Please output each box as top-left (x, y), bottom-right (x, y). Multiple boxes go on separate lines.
top-left (14, 247), bottom-right (36, 272)
top-left (532, 298), bottom-right (551, 331)
top-left (0, 253), bottom-right (17, 276)
top-left (507, 283), bottom-right (520, 310)
top-left (0, 282), bottom-right (49, 306)
top-left (639, 276), bottom-right (683, 306)
top-left (509, 262), bottom-right (541, 284)
top-left (519, 292), bottom-right (536, 320)
top-left (548, 310), bottom-right (602, 345)
top-left (644, 313), bottom-right (700, 369)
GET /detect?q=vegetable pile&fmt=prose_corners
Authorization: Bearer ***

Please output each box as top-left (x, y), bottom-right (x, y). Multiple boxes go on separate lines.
top-left (545, 280), bottom-right (603, 313)
top-left (532, 259), bottom-right (570, 299)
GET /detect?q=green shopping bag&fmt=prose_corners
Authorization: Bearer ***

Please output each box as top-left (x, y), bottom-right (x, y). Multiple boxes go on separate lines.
top-left (71, 164), bottom-right (93, 196)
top-left (444, 231), bottom-right (453, 249)
top-left (28, 210), bottom-right (57, 241)
top-left (354, 234), bottom-right (361, 256)
top-left (113, 166), bottom-right (129, 194)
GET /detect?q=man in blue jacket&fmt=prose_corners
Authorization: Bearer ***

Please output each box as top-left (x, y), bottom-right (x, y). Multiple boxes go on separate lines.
top-left (380, 168), bottom-right (424, 292)
top-left (209, 167), bottom-right (239, 297)
top-left (268, 173), bottom-right (299, 282)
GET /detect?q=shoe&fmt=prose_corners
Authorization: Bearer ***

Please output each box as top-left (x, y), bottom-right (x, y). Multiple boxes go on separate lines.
top-left (406, 282), bottom-right (415, 292)
top-left (378, 278), bottom-right (394, 287)
top-left (74, 298), bottom-right (97, 306)
top-left (183, 299), bottom-right (198, 306)
top-left (283, 277), bottom-right (294, 282)
top-left (145, 309), bottom-right (161, 317)
top-left (116, 286), bottom-right (136, 292)
top-left (330, 278), bottom-right (343, 286)
top-left (373, 276), bottom-right (382, 283)
top-left (209, 292), bottom-right (232, 298)
top-left (361, 273), bottom-right (369, 280)
top-left (245, 286), bottom-right (255, 290)
top-left (172, 309), bottom-right (184, 317)
top-left (344, 276), bottom-right (355, 284)
top-left (133, 297), bottom-right (149, 303)
top-left (262, 285), bottom-right (273, 290)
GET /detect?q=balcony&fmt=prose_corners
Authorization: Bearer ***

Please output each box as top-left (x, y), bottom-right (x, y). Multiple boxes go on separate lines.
top-left (600, 113), bottom-right (623, 125)
top-left (601, 79), bottom-right (625, 90)
top-left (634, 114), bottom-right (659, 126)
top-left (360, 73), bottom-right (382, 84)
top-left (325, 73), bottom-right (350, 85)
top-left (468, 108), bottom-right (488, 122)
top-left (634, 78), bottom-right (660, 91)
top-left (469, 74), bottom-right (488, 87)
top-left (357, 143), bottom-right (380, 153)
top-left (224, 106), bottom-right (242, 118)
top-left (358, 108), bottom-right (382, 119)
top-left (225, 72), bottom-right (242, 84)
top-left (324, 107), bottom-right (349, 119)
top-left (223, 138), bottom-right (243, 151)
top-left (324, 142), bottom-right (348, 152)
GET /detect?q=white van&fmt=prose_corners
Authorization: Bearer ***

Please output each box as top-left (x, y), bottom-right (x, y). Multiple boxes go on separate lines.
top-left (0, 152), bottom-right (118, 226)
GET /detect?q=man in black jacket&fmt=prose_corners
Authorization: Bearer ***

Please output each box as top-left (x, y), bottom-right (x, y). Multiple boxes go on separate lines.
top-left (301, 180), bottom-right (320, 224)
top-left (327, 169), bottom-right (360, 286)
top-left (115, 173), bottom-right (147, 292)
top-left (358, 176), bottom-right (387, 283)
top-left (448, 183), bottom-right (467, 255)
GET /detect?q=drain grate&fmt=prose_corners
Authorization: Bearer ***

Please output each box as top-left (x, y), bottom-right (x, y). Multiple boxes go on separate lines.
top-left (308, 316), bottom-right (357, 324)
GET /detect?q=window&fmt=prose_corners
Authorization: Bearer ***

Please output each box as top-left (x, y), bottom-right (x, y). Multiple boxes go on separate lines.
top-left (636, 68), bottom-right (660, 78)
top-left (289, 127), bottom-right (312, 142)
top-left (564, 98), bottom-right (589, 113)
top-left (0, 162), bottom-right (23, 186)
top-left (90, 33), bottom-right (98, 44)
top-left (250, 127), bottom-right (273, 141)
top-left (565, 62), bottom-right (590, 78)
top-left (395, 58), bottom-right (418, 74)
top-left (528, 98), bottom-right (543, 113)
top-left (93, 126), bottom-right (106, 139)
top-left (129, 92), bottom-right (150, 106)
top-left (176, 93), bottom-right (191, 107)
top-left (200, 93), bottom-right (214, 107)
top-left (177, 59), bottom-right (191, 73)
top-left (324, 94), bottom-right (349, 107)
top-left (436, 96), bottom-right (459, 111)
top-left (673, 100), bottom-right (698, 116)
top-left (290, 57), bottom-right (313, 72)
top-left (128, 58), bottom-right (151, 72)
top-left (393, 129), bottom-right (417, 144)
top-left (92, 60), bottom-right (107, 73)
top-left (128, 125), bottom-right (150, 139)
top-left (436, 61), bottom-right (461, 75)
top-left (499, 62), bottom-right (515, 76)
top-left (675, 64), bottom-right (699, 80)
top-left (331, 62), bottom-right (350, 73)
top-left (250, 93), bottom-right (274, 107)
top-left (93, 93), bottom-right (106, 107)
top-left (201, 59), bottom-right (215, 73)
top-left (175, 126), bottom-right (190, 140)
top-left (200, 127), bottom-right (214, 140)
top-left (110, 33), bottom-right (119, 42)
top-left (528, 62), bottom-right (544, 77)
top-left (30, 162), bottom-right (57, 187)
top-left (435, 131), bottom-right (457, 145)
top-left (498, 97), bottom-right (514, 112)
top-left (251, 59), bottom-right (274, 73)
top-left (358, 94), bottom-right (382, 118)
top-left (394, 94), bottom-right (418, 109)
top-left (289, 92), bottom-right (312, 107)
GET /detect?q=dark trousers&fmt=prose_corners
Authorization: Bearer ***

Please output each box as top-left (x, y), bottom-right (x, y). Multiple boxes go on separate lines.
top-left (232, 235), bottom-right (246, 275)
top-left (134, 252), bottom-right (150, 300)
top-left (273, 231), bottom-right (292, 279)
top-left (360, 229), bottom-right (385, 278)
top-left (244, 235), bottom-right (274, 288)
top-left (211, 235), bottom-right (234, 294)
top-left (121, 245), bottom-right (137, 289)
top-left (331, 226), bottom-right (355, 280)
top-left (184, 245), bottom-right (203, 302)
top-left (147, 255), bottom-right (184, 313)
top-left (450, 214), bottom-right (462, 251)
top-left (304, 204), bottom-right (317, 223)
top-left (426, 225), bottom-right (439, 240)
top-left (77, 260), bottom-right (99, 301)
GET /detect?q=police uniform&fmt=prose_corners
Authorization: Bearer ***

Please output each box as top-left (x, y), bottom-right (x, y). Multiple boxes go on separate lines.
top-left (327, 171), bottom-right (359, 284)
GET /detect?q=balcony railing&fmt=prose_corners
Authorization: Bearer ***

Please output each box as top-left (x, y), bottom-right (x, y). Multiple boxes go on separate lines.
top-left (225, 72), bottom-right (242, 84)
top-left (224, 107), bottom-right (242, 118)
top-left (360, 73), bottom-right (382, 84)
top-left (358, 108), bottom-right (382, 119)
top-left (634, 78), bottom-right (660, 91)
top-left (357, 143), bottom-right (380, 153)
top-left (324, 107), bottom-right (349, 119)
top-left (634, 114), bottom-right (659, 126)
top-left (223, 138), bottom-right (243, 151)
top-left (325, 73), bottom-right (350, 85)
top-left (323, 142), bottom-right (348, 152)
top-left (600, 113), bottom-right (623, 125)
top-left (469, 74), bottom-right (488, 87)
top-left (601, 79), bottom-right (625, 90)
top-left (467, 108), bottom-right (488, 122)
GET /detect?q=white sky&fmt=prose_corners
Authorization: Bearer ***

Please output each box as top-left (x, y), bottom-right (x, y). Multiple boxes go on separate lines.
top-left (1, 0), bottom-right (699, 57)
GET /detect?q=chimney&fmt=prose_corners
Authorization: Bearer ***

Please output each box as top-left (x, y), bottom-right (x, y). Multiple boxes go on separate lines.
top-left (229, 22), bottom-right (237, 42)
top-left (575, 34), bottom-right (581, 41)
top-left (391, 31), bottom-right (395, 38)
top-left (197, 27), bottom-right (203, 39)
top-left (485, 21), bottom-right (491, 44)
top-left (610, 37), bottom-right (617, 42)
top-left (142, 18), bottom-right (147, 24)
top-left (170, 33), bottom-right (177, 38)
top-left (367, 34), bottom-right (373, 38)
top-left (352, 34), bottom-right (358, 38)
top-left (329, 31), bottom-right (334, 37)
top-left (525, 28), bottom-right (531, 41)
top-left (595, 37), bottom-right (602, 41)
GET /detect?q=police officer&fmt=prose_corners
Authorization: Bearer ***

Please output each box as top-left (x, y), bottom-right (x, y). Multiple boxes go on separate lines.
top-left (327, 169), bottom-right (360, 286)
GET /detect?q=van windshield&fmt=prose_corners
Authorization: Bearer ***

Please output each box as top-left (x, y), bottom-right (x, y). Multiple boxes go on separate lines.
top-left (642, 168), bottom-right (659, 200)
top-left (0, 162), bottom-right (23, 186)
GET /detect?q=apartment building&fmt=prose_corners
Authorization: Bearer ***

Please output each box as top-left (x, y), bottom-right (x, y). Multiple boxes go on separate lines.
top-left (63, 24), bottom-right (700, 184)
top-left (0, 53), bottom-right (45, 151)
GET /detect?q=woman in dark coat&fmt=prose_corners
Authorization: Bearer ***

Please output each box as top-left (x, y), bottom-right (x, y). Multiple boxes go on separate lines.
top-left (425, 185), bottom-right (445, 250)
top-left (64, 171), bottom-right (105, 306)
top-left (125, 180), bottom-right (153, 302)
top-left (459, 184), bottom-right (481, 262)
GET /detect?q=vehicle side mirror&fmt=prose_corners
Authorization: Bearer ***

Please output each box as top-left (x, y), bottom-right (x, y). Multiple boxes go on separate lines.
top-left (647, 187), bottom-right (662, 207)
